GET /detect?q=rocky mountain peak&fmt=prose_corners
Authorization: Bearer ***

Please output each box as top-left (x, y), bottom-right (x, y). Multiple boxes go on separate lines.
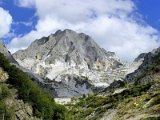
top-left (12, 29), bottom-right (140, 97)
top-left (14, 29), bottom-right (121, 71)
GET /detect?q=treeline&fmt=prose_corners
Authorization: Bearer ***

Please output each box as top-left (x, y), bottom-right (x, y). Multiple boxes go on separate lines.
top-left (0, 53), bottom-right (70, 120)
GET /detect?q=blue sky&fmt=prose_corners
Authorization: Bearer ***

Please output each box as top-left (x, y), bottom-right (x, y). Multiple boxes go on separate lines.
top-left (0, 0), bottom-right (160, 61)
top-left (0, 0), bottom-right (36, 42)
top-left (135, 0), bottom-right (160, 31)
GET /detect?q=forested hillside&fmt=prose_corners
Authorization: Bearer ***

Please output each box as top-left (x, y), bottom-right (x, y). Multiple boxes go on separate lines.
top-left (0, 52), bottom-right (70, 120)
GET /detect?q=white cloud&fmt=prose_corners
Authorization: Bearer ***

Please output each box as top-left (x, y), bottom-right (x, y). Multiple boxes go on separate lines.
top-left (13, 21), bottom-right (33, 27)
top-left (81, 16), bottom-right (159, 61)
top-left (0, 7), bottom-right (12, 37)
top-left (9, 0), bottom-right (160, 61)
top-left (14, 0), bottom-right (35, 8)
top-left (15, 0), bottom-right (135, 22)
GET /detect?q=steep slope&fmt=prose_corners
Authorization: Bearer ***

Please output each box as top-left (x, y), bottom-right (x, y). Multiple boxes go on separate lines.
top-left (0, 52), bottom-right (70, 120)
top-left (70, 83), bottom-right (160, 120)
top-left (69, 47), bottom-right (160, 120)
top-left (13, 29), bottom-right (139, 97)
top-left (0, 67), bottom-right (39, 120)
top-left (0, 42), bottom-right (17, 64)
top-left (126, 47), bottom-right (160, 84)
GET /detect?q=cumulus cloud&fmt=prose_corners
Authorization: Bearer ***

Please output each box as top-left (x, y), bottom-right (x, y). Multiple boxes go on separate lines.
top-left (0, 7), bottom-right (12, 37)
top-left (8, 0), bottom-right (160, 61)
top-left (82, 16), bottom-right (159, 61)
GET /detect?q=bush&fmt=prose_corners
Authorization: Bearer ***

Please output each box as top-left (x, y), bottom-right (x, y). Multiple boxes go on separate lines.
top-left (0, 99), bottom-right (15, 120)
top-left (83, 107), bottom-right (94, 116)
top-left (147, 95), bottom-right (160, 107)
top-left (0, 53), bottom-right (69, 120)
top-left (0, 84), bottom-right (12, 100)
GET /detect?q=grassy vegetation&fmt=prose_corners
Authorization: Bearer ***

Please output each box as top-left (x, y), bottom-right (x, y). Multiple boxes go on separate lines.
top-left (0, 52), bottom-right (70, 120)
top-left (69, 82), bottom-right (160, 120)
top-left (1, 49), bottom-right (160, 120)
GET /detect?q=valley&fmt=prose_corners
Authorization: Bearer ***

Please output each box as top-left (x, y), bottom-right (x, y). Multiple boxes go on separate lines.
top-left (0, 30), bottom-right (160, 120)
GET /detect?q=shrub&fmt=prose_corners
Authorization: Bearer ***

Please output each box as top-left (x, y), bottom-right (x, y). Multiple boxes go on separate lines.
top-left (0, 53), bottom-right (69, 120)
top-left (0, 100), bottom-right (15, 120)
top-left (0, 84), bottom-right (12, 100)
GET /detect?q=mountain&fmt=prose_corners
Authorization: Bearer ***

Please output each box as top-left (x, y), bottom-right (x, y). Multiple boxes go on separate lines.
top-left (1, 30), bottom-right (159, 120)
top-left (13, 29), bottom-right (140, 97)
top-left (13, 29), bottom-right (121, 80)
top-left (69, 47), bottom-right (160, 120)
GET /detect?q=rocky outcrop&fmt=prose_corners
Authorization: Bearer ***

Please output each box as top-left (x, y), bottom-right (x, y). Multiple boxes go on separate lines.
top-left (0, 67), bottom-right (39, 120)
top-left (0, 67), bottom-right (8, 82)
top-left (134, 53), bottom-right (146, 62)
top-left (126, 47), bottom-right (160, 84)
top-left (5, 98), bottom-right (39, 120)
top-left (0, 42), bottom-right (17, 64)
top-left (44, 74), bottom-right (95, 97)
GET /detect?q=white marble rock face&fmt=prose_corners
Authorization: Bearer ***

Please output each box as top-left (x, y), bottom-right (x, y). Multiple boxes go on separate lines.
top-left (13, 29), bottom-right (142, 97)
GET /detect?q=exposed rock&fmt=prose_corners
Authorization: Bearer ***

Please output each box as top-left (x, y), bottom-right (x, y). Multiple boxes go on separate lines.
top-left (0, 42), bottom-right (17, 64)
top-left (134, 53), bottom-right (146, 62)
top-left (5, 93), bottom-right (40, 120)
top-left (126, 47), bottom-right (160, 84)
top-left (13, 29), bottom-right (141, 97)
top-left (43, 74), bottom-right (95, 97)
top-left (0, 68), bottom-right (39, 120)
top-left (0, 67), bottom-right (8, 82)
top-left (54, 98), bottom-right (71, 105)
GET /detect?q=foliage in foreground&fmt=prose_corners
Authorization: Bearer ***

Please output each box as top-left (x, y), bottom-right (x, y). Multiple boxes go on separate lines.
top-left (0, 53), bottom-right (70, 120)
top-left (0, 83), bottom-right (15, 120)
top-left (69, 82), bottom-right (160, 120)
